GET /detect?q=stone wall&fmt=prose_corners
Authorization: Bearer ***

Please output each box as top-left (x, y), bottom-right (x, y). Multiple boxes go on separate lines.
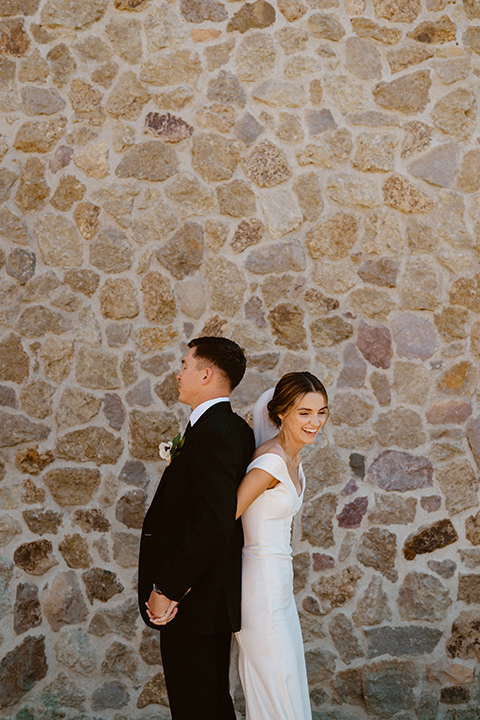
top-left (1, 0), bottom-right (480, 717)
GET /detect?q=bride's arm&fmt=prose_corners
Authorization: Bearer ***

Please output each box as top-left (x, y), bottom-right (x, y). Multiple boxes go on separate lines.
top-left (236, 468), bottom-right (279, 518)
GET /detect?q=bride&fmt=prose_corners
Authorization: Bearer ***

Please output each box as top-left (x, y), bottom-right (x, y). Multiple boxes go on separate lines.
top-left (235, 371), bottom-right (329, 720)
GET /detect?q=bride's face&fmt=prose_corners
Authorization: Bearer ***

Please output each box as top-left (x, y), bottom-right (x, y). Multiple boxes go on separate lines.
top-left (279, 391), bottom-right (329, 446)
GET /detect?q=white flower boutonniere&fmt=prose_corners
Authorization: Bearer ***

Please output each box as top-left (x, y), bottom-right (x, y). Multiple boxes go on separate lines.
top-left (159, 433), bottom-right (184, 464)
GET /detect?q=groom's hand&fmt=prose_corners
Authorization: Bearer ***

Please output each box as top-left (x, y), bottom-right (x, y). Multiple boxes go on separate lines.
top-left (146, 590), bottom-right (178, 625)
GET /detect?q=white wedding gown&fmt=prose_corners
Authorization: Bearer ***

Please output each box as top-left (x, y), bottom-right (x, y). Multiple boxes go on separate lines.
top-left (235, 453), bottom-right (312, 720)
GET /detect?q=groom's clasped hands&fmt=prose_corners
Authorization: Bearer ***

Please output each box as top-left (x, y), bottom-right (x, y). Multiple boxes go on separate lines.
top-left (146, 589), bottom-right (178, 625)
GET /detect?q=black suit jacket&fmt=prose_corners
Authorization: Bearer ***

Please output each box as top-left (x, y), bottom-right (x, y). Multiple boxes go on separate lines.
top-left (138, 401), bottom-right (255, 636)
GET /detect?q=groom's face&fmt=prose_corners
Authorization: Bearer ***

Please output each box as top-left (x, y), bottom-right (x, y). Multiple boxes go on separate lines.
top-left (176, 348), bottom-right (207, 408)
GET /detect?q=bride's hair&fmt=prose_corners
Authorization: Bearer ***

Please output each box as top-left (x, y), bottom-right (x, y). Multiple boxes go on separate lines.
top-left (267, 372), bottom-right (328, 428)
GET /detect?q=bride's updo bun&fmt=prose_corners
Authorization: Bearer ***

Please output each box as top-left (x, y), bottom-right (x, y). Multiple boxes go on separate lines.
top-left (267, 371), bottom-right (328, 428)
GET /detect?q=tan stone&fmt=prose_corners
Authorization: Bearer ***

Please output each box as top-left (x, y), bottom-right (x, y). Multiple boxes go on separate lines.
top-left (400, 258), bottom-right (439, 311)
top-left (436, 460), bottom-right (479, 515)
top-left (50, 175), bottom-right (86, 212)
top-left (141, 272), bottom-right (176, 323)
top-left (106, 72), bottom-right (151, 121)
top-left (190, 28), bottom-right (221, 42)
top-left (217, 180), bottom-right (256, 218)
top-left (133, 327), bottom-right (177, 354)
top-left (471, 321), bottom-right (480, 359)
top-left (251, 78), bottom-right (305, 108)
top-left (383, 174), bottom-right (433, 214)
top-left (40, 0), bottom-right (108, 29)
top-left (276, 26), bottom-right (309, 55)
top-left (308, 12), bottom-right (345, 41)
top-left (73, 202), bottom-right (100, 240)
top-left (204, 38), bottom-right (235, 71)
top-left (35, 214), bottom-right (82, 268)
top-left (293, 172), bottom-right (323, 222)
top-left (41, 337), bottom-right (74, 383)
top-left (432, 89), bottom-right (476, 141)
top-left (242, 140), bottom-right (290, 188)
top-left (375, 408), bottom-right (426, 449)
top-left (351, 17), bottom-right (402, 45)
top-left (44, 468), bottom-right (101, 507)
top-left (323, 74), bottom-right (365, 114)
top-left (457, 149), bottom-right (480, 193)
top-left (353, 132), bottom-right (395, 173)
top-left (278, 0), bottom-right (309, 21)
top-left (372, 0), bottom-right (420, 21)
top-left (433, 56), bottom-right (471, 85)
top-left (327, 172), bottom-right (380, 209)
top-left (276, 112), bottom-right (303, 144)
top-left (315, 259), bottom-right (358, 294)
top-left (174, 279), bottom-right (206, 319)
top-left (0, 333), bottom-right (29, 383)
top-left (387, 43), bottom-right (434, 74)
top-left (374, 71), bottom-right (431, 114)
top-left (14, 117), bottom-right (66, 153)
top-left (99, 279), bottom-right (139, 320)
top-left (393, 362), bottom-right (430, 405)
top-left (56, 387), bottom-right (102, 432)
top-left (350, 288), bottom-right (395, 320)
top-left (227, 0), bottom-right (275, 33)
top-left (402, 120), bottom-right (432, 159)
top-left (463, 26), bottom-right (480, 56)
top-left (74, 142), bottom-right (109, 179)
top-left (157, 222), bottom-right (204, 280)
top-left (284, 55), bottom-right (321, 80)
top-left (206, 257), bottom-right (247, 316)
top-left (191, 132), bottom-right (240, 183)
top-left (20, 380), bottom-right (56, 419)
top-left (195, 104), bottom-right (235, 134)
top-left (0, 207), bottom-right (29, 245)
top-left (141, 50), bottom-right (202, 86)
top-left (204, 221), bottom-right (227, 253)
top-left (268, 303), bottom-right (307, 350)
top-left (132, 198), bottom-right (178, 244)
top-left (306, 213), bottom-right (358, 260)
top-left (435, 190), bottom-right (471, 249)
top-left (105, 16), bottom-right (142, 64)
top-left (346, 37), bottom-right (381, 79)
top-left (15, 157), bottom-right (49, 212)
top-left (69, 79), bottom-right (105, 126)
top-left (438, 362), bottom-right (478, 396)
top-left (76, 346), bottom-right (119, 390)
top-left (311, 316), bottom-right (354, 348)
top-left (162, 173), bottom-right (215, 220)
top-left (407, 15), bottom-right (457, 44)
top-left (236, 32), bottom-right (276, 83)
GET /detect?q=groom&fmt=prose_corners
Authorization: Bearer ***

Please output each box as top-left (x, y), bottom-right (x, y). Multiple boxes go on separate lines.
top-left (138, 336), bottom-right (255, 720)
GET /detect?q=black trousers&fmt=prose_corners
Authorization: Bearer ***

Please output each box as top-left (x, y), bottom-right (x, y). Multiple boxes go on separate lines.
top-left (160, 630), bottom-right (236, 720)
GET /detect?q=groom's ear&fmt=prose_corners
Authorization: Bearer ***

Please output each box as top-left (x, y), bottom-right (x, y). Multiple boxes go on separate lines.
top-left (200, 366), bottom-right (213, 384)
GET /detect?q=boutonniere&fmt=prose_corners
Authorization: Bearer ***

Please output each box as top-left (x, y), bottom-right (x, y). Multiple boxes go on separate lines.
top-left (159, 433), bottom-right (184, 464)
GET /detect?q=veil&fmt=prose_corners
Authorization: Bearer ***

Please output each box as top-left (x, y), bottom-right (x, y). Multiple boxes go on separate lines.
top-left (252, 387), bottom-right (278, 448)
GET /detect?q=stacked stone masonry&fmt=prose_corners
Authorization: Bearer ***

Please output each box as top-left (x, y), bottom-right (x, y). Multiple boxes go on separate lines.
top-left (0, 0), bottom-right (480, 717)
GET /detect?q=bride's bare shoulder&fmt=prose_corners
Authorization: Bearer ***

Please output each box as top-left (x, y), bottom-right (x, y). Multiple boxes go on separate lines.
top-left (252, 438), bottom-right (285, 462)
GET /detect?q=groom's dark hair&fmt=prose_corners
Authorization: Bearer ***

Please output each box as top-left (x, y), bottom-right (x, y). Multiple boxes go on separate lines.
top-left (188, 336), bottom-right (247, 391)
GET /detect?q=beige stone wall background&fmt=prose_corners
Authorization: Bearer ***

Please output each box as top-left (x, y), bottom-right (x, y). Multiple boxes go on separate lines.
top-left (1, 0), bottom-right (480, 717)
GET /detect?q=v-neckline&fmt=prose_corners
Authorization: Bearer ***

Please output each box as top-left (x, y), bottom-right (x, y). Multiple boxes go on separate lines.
top-left (257, 452), bottom-right (303, 498)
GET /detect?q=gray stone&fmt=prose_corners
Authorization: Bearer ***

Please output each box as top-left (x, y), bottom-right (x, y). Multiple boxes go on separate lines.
top-left (92, 680), bottom-right (130, 709)
top-left (6, 248), bottom-right (35, 285)
top-left (337, 344), bottom-right (367, 388)
top-left (103, 393), bottom-right (125, 431)
top-left (353, 576), bottom-right (392, 627)
top-left (305, 647), bottom-right (336, 685)
top-left (157, 222), bottom-right (204, 280)
top-left (398, 572), bottom-right (451, 621)
top-left (428, 559), bottom-right (456, 579)
top-left (0, 409), bottom-right (50, 447)
top-left (88, 597), bottom-right (138, 640)
top-left (392, 313), bottom-right (437, 360)
top-left (366, 626), bottom-right (443, 658)
top-left (329, 613), bottom-right (363, 664)
top-left (368, 494), bottom-right (416, 525)
top-left (408, 142), bottom-right (459, 188)
top-left (363, 660), bottom-right (419, 717)
top-left (245, 239), bottom-right (306, 274)
top-left (116, 489), bottom-right (147, 529)
top-left (302, 493), bottom-right (337, 548)
top-left (54, 627), bottom-right (97, 675)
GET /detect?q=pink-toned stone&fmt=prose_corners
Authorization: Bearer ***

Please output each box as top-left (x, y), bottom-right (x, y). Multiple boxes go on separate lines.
top-left (356, 321), bottom-right (392, 369)
top-left (426, 400), bottom-right (472, 425)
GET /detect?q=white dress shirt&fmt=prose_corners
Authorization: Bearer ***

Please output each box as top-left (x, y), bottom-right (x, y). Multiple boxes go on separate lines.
top-left (189, 397), bottom-right (230, 426)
